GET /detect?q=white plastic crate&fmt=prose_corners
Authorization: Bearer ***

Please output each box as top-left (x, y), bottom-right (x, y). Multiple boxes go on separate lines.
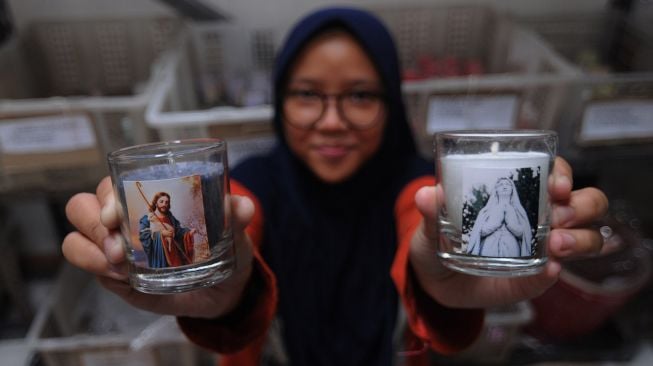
top-left (26, 264), bottom-right (211, 366)
top-left (371, 5), bottom-right (573, 76)
top-left (369, 5), bottom-right (579, 159)
top-left (552, 74), bottom-right (653, 166)
top-left (516, 14), bottom-right (653, 158)
top-left (518, 12), bottom-right (653, 74)
top-left (0, 17), bottom-right (181, 193)
top-left (145, 23), bottom-right (279, 164)
top-left (147, 6), bottom-right (578, 162)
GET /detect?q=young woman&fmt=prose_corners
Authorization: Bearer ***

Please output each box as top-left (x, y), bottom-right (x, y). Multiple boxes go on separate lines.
top-left (62, 7), bottom-right (609, 366)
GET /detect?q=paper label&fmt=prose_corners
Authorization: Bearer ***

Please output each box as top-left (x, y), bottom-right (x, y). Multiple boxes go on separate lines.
top-left (580, 100), bottom-right (653, 142)
top-left (427, 95), bottom-right (518, 134)
top-left (123, 176), bottom-right (210, 269)
top-left (461, 166), bottom-right (541, 258)
top-left (440, 152), bottom-right (550, 258)
top-left (0, 114), bottom-right (96, 154)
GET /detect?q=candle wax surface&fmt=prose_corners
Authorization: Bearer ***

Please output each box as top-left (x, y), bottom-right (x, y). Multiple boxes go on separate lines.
top-left (120, 161), bottom-right (224, 180)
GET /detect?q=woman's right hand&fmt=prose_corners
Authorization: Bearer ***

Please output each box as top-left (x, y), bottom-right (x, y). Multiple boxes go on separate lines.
top-left (62, 176), bottom-right (255, 319)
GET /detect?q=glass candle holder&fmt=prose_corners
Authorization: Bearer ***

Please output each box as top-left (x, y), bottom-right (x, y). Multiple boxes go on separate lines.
top-left (434, 130), bottom-right (557, 277)
top-left (107, 139), bottom-right (234, 293)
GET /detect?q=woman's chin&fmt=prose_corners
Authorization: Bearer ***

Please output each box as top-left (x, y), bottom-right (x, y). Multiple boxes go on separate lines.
top-left (314, 171), bottom-right (353, 184)
top-left (311, 165), bottom-right (357, 184)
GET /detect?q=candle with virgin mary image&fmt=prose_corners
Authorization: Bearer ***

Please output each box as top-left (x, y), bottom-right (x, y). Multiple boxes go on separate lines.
top-left (435, 130), bottom-right (557, 277)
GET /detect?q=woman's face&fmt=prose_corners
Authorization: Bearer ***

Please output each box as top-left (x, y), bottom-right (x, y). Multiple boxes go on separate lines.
top-left (282, 31), bottom-right (386, 183)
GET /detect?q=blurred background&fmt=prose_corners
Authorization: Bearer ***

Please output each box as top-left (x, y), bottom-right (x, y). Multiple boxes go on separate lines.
top-left (0, 0), bottom-right (652, 365)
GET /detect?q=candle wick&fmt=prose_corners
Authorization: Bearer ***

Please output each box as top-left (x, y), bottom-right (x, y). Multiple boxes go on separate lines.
top-left (491, 141), bottom-right (499, 154)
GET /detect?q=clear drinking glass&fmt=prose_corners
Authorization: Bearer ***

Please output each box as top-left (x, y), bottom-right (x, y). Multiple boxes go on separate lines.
top-left (107, 138), bottom-right (234, 293)
top-left (434, 130), bottom-right (557, 276)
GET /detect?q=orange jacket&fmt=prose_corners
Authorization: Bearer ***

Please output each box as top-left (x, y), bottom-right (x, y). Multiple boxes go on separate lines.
top-left (177, 176), bottom-right (484, 365)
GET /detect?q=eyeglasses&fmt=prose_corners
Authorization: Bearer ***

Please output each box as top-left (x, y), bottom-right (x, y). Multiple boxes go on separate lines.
top-left (283, 89), bottom-right (385, 130)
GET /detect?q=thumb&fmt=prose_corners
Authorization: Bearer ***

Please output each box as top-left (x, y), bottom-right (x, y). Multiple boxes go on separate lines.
top-left (228, 195), bottom-right (255, 286)
top-left (410, 184), bottom-right (452, 283)
top-left (230, 194), bottom-right (255, 232)
top-left (414, 184), bottom-right (444, 242)
top-left (100, 193), bottom-right (122, 229)
top-left (98, 176), bottom-right (122, 229)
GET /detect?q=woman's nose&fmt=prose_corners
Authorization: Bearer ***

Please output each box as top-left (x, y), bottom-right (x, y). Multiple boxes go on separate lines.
top-left (315, 98), bottom-right (348, 130)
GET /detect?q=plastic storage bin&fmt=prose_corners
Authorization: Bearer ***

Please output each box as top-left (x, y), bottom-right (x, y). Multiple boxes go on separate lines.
top-left (516, 13), bottom-right (653, 157)
top-left (145, 23), bottom-right (278, 166)
top-left (147, 6), bottom-right (577, 161)
top-left (519, 12), bottom-right (653, 243)
top-left (27, 264), bottom-right (211, 366)
top-left (552, 75), bottom-right (653, 162)
top-left (518, 12), bottom-right (653, 75)
top-left (370, 5), bottom-right (579, 159)
top-left (0, 17), bottom-right (180, 193)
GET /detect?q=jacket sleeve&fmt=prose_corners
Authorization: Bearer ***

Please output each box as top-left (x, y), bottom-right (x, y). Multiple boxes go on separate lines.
top-left (176, 179), bottom-right (277, 356)
top-left (390, 176), bottom-right (484, 355)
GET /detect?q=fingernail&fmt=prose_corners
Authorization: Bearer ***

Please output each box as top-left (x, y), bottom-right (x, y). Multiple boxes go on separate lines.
top-left (108, 264), bottom-right (128, 281)
top-left (434, 184), bottom-right (444, 199)
top-left (553, 206), bottom-right (575, 227)
top-left (555, 174), bottom-right (572, 191)
top-left (100, 209), bottom-right (111, 226)
top-left (559, 232), bottom-right (576, 252)
top-left (100, 197), bottom-right (117, 227)
top-left (103, 233), bottom-right (124, 263)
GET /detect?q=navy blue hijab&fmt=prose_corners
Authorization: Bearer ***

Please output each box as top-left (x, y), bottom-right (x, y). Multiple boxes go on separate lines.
top-left (232, 7), bottom-right (432, 365)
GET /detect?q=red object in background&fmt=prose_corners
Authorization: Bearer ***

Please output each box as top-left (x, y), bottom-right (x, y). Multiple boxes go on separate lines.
top-left (463, 59), bottom-right (484, 76)
top-left (528, 272), bottom-right (638, 340)
top-left (526, 222), bottom-right (652, 341)
top-left (402, 68), bottom-right (424, 81)
top-left (405, 56), bottom-right (485, 80)
top-left (440, 56), bottom-right (460, 77)
top-left (418, 55), bottom-right (440, 77)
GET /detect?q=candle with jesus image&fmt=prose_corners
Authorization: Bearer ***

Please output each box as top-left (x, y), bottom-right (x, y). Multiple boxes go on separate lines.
top-left (124, 177), bottom-right (208, 269)
top-left (435, 131), bottom-right (557, 277)
top-left (108, 139), bottom-right (235, 294)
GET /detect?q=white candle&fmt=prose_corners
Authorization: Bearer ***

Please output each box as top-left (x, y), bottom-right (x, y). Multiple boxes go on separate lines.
top-left (439, 151), bottom-right (550, 252)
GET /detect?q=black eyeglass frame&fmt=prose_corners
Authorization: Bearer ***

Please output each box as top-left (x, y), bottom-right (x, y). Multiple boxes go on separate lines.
top-left (282, 90), bottom-right (387, 130)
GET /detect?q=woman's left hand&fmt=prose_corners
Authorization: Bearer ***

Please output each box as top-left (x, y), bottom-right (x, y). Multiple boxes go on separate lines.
top-left (410, 157), bottom-right (609, 308)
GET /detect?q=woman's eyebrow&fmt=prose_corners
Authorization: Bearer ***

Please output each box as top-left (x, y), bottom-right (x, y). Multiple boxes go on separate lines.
top-left (286, 79), bottom-right (383, 90)
top-left (345, 80), bottom-right (383, 88)
top-left (287, 78), bottom-right (320, 86)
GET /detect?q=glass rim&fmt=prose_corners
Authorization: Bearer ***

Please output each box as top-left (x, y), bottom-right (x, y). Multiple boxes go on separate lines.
top-left (435, 129), bottom-right (557, 138)
top-left (107, 138), bottom-right (226, 163)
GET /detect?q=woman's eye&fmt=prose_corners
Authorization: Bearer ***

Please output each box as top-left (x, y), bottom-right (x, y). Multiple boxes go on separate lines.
top-left (289, 90), bottom-right (321, 99)
top-left (346, 91), bottom-right (380, 103)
